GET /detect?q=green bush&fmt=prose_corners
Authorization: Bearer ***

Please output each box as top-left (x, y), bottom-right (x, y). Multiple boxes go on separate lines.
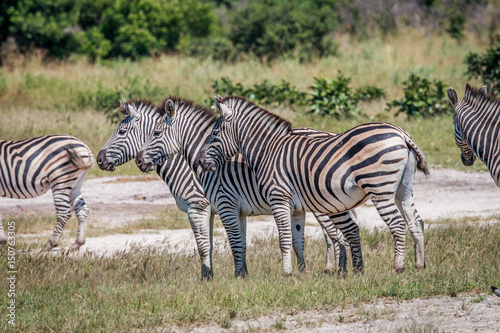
top-left (353, 85), bottom-right (386, 102)
top-left (3, 0), bottom-right (216, 59)
top-left (307, 74), bottom-right (360, 118)
top-left (465, 40), bottom-right (500, 95)
top-left (385, 74), bottom-right (451, 118)
top-left (206, 77), bottom-right (306, 107)
top-left (228, 0), bottom-right (339, 61)
top-left (207, 74), bottom-right (385, 118)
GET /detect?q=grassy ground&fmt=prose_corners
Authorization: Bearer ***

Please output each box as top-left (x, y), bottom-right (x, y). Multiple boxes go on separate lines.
top-left (0, 223), bottom-right (498, 332)
top-left (0, 30), bottom-right (490, 177)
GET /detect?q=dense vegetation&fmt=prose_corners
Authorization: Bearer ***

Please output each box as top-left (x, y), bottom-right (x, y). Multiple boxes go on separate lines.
top-left (1, 0), bottom-right (499, 62)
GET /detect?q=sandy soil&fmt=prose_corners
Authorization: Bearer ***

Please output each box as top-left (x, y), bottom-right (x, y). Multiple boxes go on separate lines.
top-left (1, 168), bottom-right (499, 332)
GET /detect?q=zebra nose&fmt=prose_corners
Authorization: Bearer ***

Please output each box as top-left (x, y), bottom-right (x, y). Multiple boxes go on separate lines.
top-left (96, 149), bottom-right (107, 169)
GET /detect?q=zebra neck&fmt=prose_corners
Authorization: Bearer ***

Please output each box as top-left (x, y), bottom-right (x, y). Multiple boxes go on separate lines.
top-left (457, 107), bottom-right (500, 185)
top-left (237, 116), bottom-right (290, 176)
top-left (179, 116), bottom-right (216, 176)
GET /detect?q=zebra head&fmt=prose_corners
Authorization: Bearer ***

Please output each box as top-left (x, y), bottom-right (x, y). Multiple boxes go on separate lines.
top-left (447, 86), bottom-right (486, 167)
top-left (136, 99), bottom-right (178, 173)
top-left (199, 96), bottom-right (239, 172)
top-left (97, 99), bottom-right (160, 171)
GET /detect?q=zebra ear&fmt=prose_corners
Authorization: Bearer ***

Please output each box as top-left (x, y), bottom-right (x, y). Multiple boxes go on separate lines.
top-left (447, 88), bottom-right (459, 108)
top-left (479, 86), bottom-right (487, 96)
top-left (218, 102), bottom-right (233, 121)
top-left (164, 99), bottom-right (175, 121)
top-left (124, 101), bottom-right (138, 118)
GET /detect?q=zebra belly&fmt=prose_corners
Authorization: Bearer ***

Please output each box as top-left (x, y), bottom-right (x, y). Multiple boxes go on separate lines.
top-left (0, 168), bottom-right (50, 199)
top-left (294, 184), bottom-right (368, 214)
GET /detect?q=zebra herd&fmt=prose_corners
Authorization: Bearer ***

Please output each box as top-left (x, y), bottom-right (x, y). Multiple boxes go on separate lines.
top-left (0, 83), bottom-right (498, 279)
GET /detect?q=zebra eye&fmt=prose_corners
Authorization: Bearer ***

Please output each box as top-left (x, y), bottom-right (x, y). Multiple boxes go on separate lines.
top-left (153, 130), bottom-right (161, 138)
top-left (118, 129), bottom-right (127, 135)
top-left (213, 129), bottom-right (219, 136)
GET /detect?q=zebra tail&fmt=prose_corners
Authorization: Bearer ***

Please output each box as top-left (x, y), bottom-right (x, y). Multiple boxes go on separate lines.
top-left (67, 144), bottom-right (95, 170)
top-left (404, 136), bottom-right (430, 176)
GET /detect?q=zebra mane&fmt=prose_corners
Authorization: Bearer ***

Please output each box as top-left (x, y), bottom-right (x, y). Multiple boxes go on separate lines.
top-left (117, 98), bottom-right (156, 116)
top-left (156, 96), bottom-right (215, 120)
top-left (463, 83), bottom-right (500, 115)
top-left (220, 96), bottom-right (292, 132)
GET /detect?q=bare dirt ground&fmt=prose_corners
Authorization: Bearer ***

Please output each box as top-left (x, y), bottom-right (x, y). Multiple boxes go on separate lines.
top-left (1, 168), bottom-right (499, 332)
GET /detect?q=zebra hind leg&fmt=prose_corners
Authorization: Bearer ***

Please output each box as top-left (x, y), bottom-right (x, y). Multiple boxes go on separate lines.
top-left (68, 193), bottom-right (89, 251)
top-left (43, 191), bottom-right (72, 252)
top-left (313, 212), bottom-right (347, 274)
top-left (371, 199), bottom-right (407, 274)
top-left (329, 211), bottom-right (363, 275)
top-left (291, 211), bottom-right (306, 272)
top-left (395, 155), bottom-right (425, 271)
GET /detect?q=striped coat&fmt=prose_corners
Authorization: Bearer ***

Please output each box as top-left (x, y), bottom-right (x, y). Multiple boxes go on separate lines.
top-left (200, 96), bottom-right (428, 275)
top-left (136, 97), bottom-right (362, 275)
top-left (448, 84), bottom-right (500, 186)
top-left (0, 134), bottom-right (93, 251)
top-left (98, 99), bottom-right (349, 278)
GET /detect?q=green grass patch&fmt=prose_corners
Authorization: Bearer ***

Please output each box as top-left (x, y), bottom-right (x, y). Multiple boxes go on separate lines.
top-left (1, 224), bottom-right (498, 332)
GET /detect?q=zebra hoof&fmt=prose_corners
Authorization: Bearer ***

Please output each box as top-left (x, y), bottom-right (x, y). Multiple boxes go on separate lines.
top-left (69, 242), bottom-right (83, 252)
top-left (201, 265), bottom-right (213, 281)
top-left (235, 269), bottom-right (248, 279)
top-left (415, 262), bottom-right (426, 271)
top-left (353, 266), bottom-right (364, 275)
top-left (395, 267), bottom-right (405, 275)
top-left (0, 238), bottom-right (7, 246)
top-left (42, 242), bottom-right (56, 252)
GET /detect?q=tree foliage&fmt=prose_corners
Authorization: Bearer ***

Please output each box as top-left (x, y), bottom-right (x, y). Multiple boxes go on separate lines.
top-left (465, 40), bottom-right (500, 95)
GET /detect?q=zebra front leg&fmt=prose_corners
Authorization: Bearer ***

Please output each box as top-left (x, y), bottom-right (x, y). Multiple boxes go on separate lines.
top-left (291, 211), bottom-right (306, 272)
top-left (0, 213), bottom-right (7, 246)
top-left (187, 204), bottom-right (215, 280)
top-left (218, 207), bottom-right (247, 278)
top-left (238, 214), bottom-right (248, 274)
top-left (328, 211), bottom-right (363, 274)
top-left (372, 199), bottom-right (407, 274)
top-left (270, 198), bottom-right (294, 276)
top-left (43, 191), bottom-right (72, 252)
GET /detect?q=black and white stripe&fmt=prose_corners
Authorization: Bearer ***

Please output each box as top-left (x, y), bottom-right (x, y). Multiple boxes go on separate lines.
top-left (135, 97), bottom-right (359, 276)
top-left (0, 134), bottom-right (93, 251)
top-left (200, 96), bottom-right (429, 275)
top-left (448, 84), bottom-right (500, 186)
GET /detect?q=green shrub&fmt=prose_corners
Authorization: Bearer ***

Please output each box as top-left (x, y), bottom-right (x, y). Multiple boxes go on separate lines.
top-left (3, 0), bottom-right (216, 59)
top-left (465, 40), bottom-right (500, 95)
top-left (207, 74), bottom-right (384, 117)
top-left (206, 77), bottom-right (306, 107)
top-left (385, 74), bottom-right (451, 118)
top-left (228, 0), bottom-right (338, 61)
top-left (353, 85), bottom-right (386, 102)
top-left (307, 74), bottom-right (360, 118)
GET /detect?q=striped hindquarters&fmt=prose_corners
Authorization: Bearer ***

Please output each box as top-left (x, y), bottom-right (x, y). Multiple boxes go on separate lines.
top-left (0, 134), bottom-right (93, 199)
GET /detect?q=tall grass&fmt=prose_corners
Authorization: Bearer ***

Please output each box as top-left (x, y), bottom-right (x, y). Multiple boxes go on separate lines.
top-left (0, 30), bottom-right (490, 176)
top-left (0, 224), bottom-right (498, 332)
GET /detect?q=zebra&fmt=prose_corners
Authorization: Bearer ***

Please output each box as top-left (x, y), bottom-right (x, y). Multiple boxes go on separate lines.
top-left (97, 98), bottom-right (350, 278)
top-left (0, 134), bottom-right (94, 251)
top-left (135, 97), bottom-right (361, 276)
top-left (199, 96), bottom-right (429, 276)
top-left (447, 84), bottom-right (500, 187)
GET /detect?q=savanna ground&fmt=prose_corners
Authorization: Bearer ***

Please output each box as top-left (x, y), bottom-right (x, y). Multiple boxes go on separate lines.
top-left (0, 31), bottom-right (500, 332)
